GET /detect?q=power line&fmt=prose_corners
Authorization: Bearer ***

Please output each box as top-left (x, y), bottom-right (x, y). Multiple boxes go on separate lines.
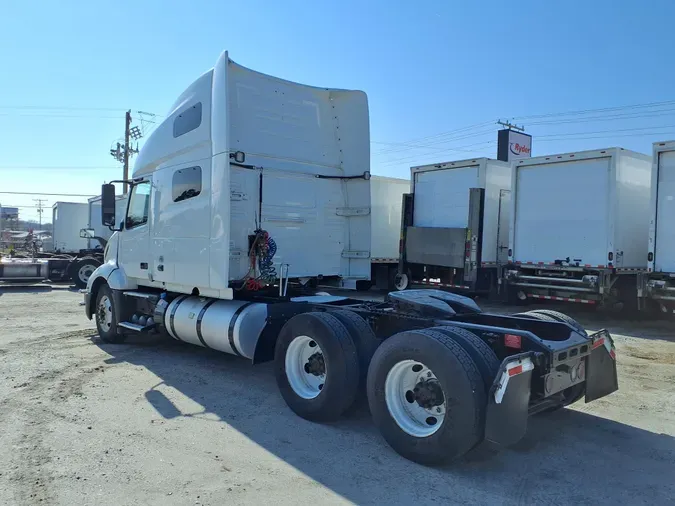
top-left (0, 191), bottom-right (96, 197)
top-left (0, 169), bottom-right (119, 170)
top-left (0, 113), bottom-right (124, 119)
top-left (511, 99), bottom-right (675, 121)
top-left (0, 105), bottom-right (129, 112)
top-left (537, 131), bottom-right (675, 142)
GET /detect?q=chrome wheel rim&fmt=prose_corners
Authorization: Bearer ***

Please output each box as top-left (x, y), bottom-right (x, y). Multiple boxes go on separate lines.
top-left (385, 360), bottom-right (446, 437)
top-left (96, 295), bottom-right (113, 332)
top-left (285, 335), bottom-right (326, 399)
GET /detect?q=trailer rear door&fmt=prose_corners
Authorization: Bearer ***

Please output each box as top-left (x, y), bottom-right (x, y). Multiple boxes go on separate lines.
top-left (513, 157), bottom-right (610, 266)
top-left (413, 165), bottom-right (479, 227)
top-left (655, 150), bottom-right (675, 272)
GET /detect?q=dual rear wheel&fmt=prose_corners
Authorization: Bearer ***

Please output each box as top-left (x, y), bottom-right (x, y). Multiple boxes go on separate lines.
top-left (275, 312), bottom-right (499, 465)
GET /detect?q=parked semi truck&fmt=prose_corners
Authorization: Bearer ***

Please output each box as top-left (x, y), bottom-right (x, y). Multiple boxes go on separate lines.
top-left (0, 201), bottom-right (113, 288)
top-left (82, 51), bottom-right (618, 465)
top-left (504, 148), bottom-right (652, 309)
top-left (639, 140), bottom-right (675, 313)
top-left (87, 195), bottom-right (128, 249)
top-left (395, 157), bottom-right (512, 294)
top-left (367, 175), bottom-right (410, 290)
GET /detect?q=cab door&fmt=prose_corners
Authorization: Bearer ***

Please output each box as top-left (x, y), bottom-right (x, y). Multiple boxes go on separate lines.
top-left (119, 181), bottom-right (152, 282)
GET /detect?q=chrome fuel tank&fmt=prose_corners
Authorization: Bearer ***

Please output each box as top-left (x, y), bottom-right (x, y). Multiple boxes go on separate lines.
top-left (164, 296), bottom-right (267, 359)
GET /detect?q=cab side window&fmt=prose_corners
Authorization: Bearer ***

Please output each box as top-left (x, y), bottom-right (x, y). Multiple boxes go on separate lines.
top-left (173, 166), bottom-right (202, 202)
top-left (125, 181), bottom-right (151, 229)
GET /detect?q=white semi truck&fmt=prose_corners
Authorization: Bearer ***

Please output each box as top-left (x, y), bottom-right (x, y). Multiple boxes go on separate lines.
top-left (86, 195), bottom-right (128, 249)
top-left (82, 51), bottom-right (618, 465)
top-left (0, 201), bottom-right (109, 287)
top-left (395, 157), bottom-right (512, 294)
top-left (639, 140), bottom-right (675, 313)
top-left (504, 147), bottom-right (652, 309)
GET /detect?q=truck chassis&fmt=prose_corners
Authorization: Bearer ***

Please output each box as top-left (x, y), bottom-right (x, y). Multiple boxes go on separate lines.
top-left (84, 282), bottom-right (618, 465)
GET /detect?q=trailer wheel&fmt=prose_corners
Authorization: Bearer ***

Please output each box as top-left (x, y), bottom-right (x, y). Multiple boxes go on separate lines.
top-left (328, 310), bottom-right (380, 384)
top-left (275, 312), bottom-right (360, 422)
top-left (433, 326), bottom-right (499, 394)
top-left (394, 272), bottom-right (409, 291)
top-left (71, 257), bottom-right (102, 289)
top-left (367, 328), bottom-right (485, 465)
top-left (523, 309), bottom-right (587, 336)
top-left (95, 284), bottom-right (126, 344)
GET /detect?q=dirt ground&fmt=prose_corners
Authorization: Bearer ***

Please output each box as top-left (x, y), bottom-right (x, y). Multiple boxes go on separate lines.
top-left (0, 286), bottom-right (673, 505)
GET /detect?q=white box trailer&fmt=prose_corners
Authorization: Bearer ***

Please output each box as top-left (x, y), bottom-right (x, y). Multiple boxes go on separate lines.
top-left (368, 175), bottom-right (409, 290)
top-left (397, 157), bottom-right (512, 293)
top-left (505, 147), bottom-right (652, 308)
top-left (639, 140), bottom-right (675, 312)
top-left (51, 201), bottom-right (90, 253)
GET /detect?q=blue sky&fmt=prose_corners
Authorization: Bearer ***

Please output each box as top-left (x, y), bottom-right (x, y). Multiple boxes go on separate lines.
top-left (2, 0), bottom-right (675, 221)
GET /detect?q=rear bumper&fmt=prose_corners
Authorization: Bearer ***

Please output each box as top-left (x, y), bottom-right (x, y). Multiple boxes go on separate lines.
top-left (485, 329), bottom-right (617, 446)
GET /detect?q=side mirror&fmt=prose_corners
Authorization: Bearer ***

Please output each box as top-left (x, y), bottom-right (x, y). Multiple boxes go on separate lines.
top-left (230, 151), bottom-right (246, 163)
top-left (79, 228), bottom-right (96, 239)
top-left (101, 184), bottom-right (117, 228)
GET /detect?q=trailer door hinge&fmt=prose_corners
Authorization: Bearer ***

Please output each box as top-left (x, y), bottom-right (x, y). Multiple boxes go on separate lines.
top-left (342, 250), bottom-right (370, 259)
top-left (336, 207), bottom-right (370, 217)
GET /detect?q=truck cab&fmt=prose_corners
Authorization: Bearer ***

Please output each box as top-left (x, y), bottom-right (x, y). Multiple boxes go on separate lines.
top-left (91, 51), bottom-right (372, 302)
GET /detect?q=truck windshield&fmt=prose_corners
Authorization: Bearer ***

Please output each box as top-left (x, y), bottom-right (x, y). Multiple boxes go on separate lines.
top-left (125, 182), bottom-right (151, 229)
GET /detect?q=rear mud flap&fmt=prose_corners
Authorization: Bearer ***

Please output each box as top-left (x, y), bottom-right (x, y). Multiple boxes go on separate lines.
top-left (485, 353), bottom-right (534, 447)
top-left (585, 329), bottom-right (618, 402)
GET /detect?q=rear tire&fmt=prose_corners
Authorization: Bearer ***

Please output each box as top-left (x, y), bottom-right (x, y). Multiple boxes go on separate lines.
top-left (71, 257), bottom-right (102, 289)
top-left (275, 312), bottom-right (360, 422)
top-left (367, 328), bottom-right (485, 465)
top-left (523, 309), bottom-right (587, 336)
top-left (433, 326), bottom-right (500, 394)
top-left (328, 310), bottom-right (380, 384)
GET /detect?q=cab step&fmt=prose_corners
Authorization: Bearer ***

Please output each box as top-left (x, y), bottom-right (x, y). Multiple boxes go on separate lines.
top-left (118, 321), bottom-right (155, 332)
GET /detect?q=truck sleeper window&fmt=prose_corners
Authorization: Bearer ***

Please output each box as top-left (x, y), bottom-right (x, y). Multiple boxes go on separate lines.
top-left (126, 182), bottom-right (151, 229)
top-left (173, 166), bottom-right (202, 202)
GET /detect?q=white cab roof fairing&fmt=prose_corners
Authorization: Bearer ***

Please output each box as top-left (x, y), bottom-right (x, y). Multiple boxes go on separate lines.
top-left (132, 69), bottom-right (214, 179)
top-left (131, 50), bottom-right (369, 180)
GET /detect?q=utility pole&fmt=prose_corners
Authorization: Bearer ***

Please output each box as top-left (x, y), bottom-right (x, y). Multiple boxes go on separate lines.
top-left (33, 199), bottom-right (46, 228)
top-left (497, 119), bottom-right (525, 132)
top-left (123, 110), bottom-right (132, 194)
top-left (110, 110), bottom-right (141, 194)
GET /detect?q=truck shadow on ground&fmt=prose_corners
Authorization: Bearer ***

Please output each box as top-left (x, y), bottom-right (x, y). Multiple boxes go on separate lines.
top-left (93, 335), bottom-right (675, 505)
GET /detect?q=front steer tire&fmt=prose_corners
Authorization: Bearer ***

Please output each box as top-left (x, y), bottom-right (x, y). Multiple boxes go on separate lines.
top-left (274, 312), bottom-right (360, 423)
top-left (367, 328), bottom-right (486, 466)
top-left (94, 284), bottom-right (127, 344)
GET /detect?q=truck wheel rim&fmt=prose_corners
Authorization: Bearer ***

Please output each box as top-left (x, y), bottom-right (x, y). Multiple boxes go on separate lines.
top-left (395, 273), bottom-right (409, 291)
top-left (97, 295), bottom-right (113, 332)
top-left (285, 335), bottom-right (327, 399)
top-left (78, 265), bottom-right (95, 284)
top-left (385, 360), bottom-right (446, 437)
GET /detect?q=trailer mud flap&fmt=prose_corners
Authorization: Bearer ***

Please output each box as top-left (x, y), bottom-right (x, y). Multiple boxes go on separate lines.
top-left (585, 329), bottom-right (618, 402)
top-left (485, 353), bottom-right (534, 446)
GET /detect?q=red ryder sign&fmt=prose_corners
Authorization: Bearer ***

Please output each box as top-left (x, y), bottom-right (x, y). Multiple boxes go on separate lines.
top-left (498, 129), bottom-right (532, 162)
